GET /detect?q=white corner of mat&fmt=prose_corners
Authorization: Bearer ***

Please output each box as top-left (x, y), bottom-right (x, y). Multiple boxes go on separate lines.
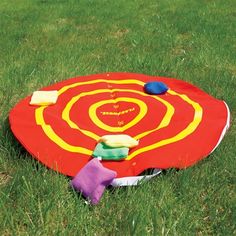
top-left (210, 101), bottom-right (231, 154)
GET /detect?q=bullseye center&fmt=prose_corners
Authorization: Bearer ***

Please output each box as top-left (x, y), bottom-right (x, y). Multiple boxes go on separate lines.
top-left (89, 97), bottom-right (148, 132)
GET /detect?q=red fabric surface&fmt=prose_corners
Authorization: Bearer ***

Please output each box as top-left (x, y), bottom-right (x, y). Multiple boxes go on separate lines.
top-left (9, 72), bottom-right (230, 177)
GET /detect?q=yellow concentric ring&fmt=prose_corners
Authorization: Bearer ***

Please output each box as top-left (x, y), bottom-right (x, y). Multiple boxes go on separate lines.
top-left (61, 88), bottom-right (174, 140)
top-left (35, 79), bottom-right (203, 159)
top-left (89, 97), bottom-right (148, 132)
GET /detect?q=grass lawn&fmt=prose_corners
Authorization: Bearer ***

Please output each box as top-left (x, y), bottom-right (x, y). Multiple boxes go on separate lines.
top-left (0, 0), bottom-right (235, 235)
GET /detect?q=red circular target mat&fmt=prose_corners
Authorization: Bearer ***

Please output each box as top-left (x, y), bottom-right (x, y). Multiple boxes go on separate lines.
top-left (9, 72), bottom-right (230, 177)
